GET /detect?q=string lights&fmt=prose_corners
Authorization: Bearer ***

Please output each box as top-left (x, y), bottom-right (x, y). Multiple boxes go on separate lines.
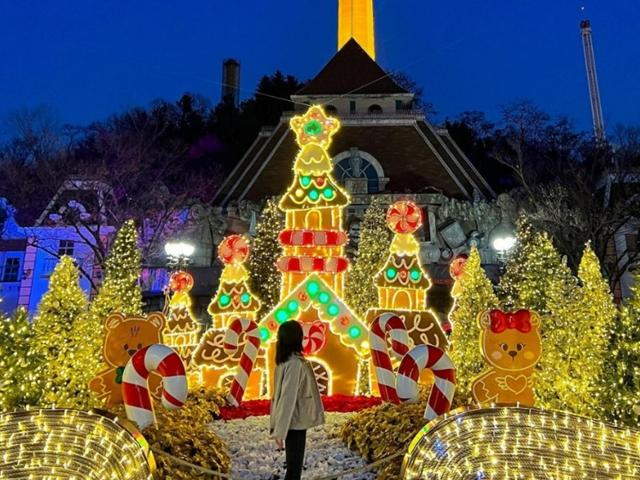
top-left (402, 406), bottom-right (640, 479)
top-left (0, 408), bottom-right (155, 479)
top-left (365, 201), bottom-right (448, 352)
top-left (258, 105), bottom-right (370, 396)
top-left (193, 235), bottom-right (265, 397)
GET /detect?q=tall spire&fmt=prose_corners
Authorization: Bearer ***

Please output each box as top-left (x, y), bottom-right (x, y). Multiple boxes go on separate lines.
top-left (338, 0), bottom-right (376, 60)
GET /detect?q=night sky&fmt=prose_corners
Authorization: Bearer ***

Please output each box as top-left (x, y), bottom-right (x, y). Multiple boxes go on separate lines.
top-left (1, 0), bottom-right (638, 133)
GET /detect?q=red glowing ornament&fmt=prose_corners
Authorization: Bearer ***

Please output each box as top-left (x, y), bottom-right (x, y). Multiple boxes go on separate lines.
top-left (169, 271), bottom-right (194, 293)
top-left (301, 321), bottom-right (327, 355)
top-left (386, 201), bottom-right (423, 234)
top-left (218, 235), bottom-right (250, 265)
top-left (449, 254), bottom-right (469, 279)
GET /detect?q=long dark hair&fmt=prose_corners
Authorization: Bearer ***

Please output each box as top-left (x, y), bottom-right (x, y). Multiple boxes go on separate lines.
top-left (275, 321), bottom-right (304, 365)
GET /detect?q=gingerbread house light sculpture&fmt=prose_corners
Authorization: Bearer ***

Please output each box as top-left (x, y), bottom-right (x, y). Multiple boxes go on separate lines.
top-left (192, 235), bottom-right (265, 396)
top-left (365, 201), bottom-right (448, 351)
top-left (258, 106), bottom-right (369, 396)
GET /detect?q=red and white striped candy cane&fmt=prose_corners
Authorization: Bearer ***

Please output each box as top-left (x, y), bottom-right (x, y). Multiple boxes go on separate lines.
top-left (369, 313), bottom-right (411, 403)
top-left (224, 317), bottom-right (261, 407)
top-left (396, 344), bottom-right (456, 421)
top-left (122, 344), bottom-right (187, 430)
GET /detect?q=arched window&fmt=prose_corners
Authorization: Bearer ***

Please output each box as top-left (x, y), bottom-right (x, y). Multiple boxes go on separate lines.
top-left (368, 104), bottom-right (383, 114)
top-left (333, 148), bottom-right (385, 194)
top-left (325, 104), bottom-right (338, 115)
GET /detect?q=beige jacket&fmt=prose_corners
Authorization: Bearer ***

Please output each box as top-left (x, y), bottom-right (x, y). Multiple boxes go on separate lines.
top-left (269, 354), bottom-right (325, 440)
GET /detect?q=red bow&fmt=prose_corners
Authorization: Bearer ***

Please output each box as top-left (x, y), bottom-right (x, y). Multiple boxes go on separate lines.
top-left (489, 309), bottom-right (532, 334)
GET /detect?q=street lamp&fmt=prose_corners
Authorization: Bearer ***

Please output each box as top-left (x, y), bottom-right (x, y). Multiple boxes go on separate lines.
top-left (489, 220), bottom-right (516, 263)
top-left (164, 241), bottom-right (195, 270)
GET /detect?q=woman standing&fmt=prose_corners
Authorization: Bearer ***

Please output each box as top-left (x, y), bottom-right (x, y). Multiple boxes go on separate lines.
top-left (270, 321), bottom-right (325, 480)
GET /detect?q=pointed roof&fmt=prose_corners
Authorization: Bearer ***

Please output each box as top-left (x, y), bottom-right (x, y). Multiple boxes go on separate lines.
top-left (376, 253), bottom-right (431, 289)
top-left (297, 39), bottom-right (409, 96)
top-left (258, 274), bottom-right (368, 354)
top-left (280, 171), bottom-right (349, 210)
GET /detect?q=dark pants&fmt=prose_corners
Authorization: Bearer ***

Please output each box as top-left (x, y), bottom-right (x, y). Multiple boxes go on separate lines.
top-left (284, 429), bottom-right (306, 480)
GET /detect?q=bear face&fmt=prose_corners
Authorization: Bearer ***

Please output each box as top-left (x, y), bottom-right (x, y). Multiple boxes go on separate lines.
top-left (479, 309), bottom-right (541, 372)
top-left (103, 312), bottom-right (165, 368)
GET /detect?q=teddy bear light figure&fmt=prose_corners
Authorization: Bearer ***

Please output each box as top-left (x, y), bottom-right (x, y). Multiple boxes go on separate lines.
top-left (89, 312), bottom-right (166, 407)
top-left (471, 309), bottom-right (541, 406)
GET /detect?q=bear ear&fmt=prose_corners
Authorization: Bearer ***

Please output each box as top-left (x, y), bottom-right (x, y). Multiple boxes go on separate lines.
top-left (105, 313), bottom-right (126, 330)
top-left (477, 310), bottom-right (492, 329)
top-left (530, 311), bottom-right (541, 328)
top-left (147, 312), bottom-right (166, 330)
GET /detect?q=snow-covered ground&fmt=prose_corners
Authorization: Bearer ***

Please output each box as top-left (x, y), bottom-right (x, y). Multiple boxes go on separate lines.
top-left (212, 412), bottom-right (376, 480)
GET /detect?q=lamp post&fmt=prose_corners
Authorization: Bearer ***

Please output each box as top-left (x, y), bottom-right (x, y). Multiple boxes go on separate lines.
top-left (489, 220), bottom-right (516, 264)
top-left (164, 241), bottom-right (195, 271)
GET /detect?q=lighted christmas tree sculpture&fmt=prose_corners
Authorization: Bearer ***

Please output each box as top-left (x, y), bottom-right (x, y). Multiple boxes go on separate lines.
top-left (33, 256), bottom-right (90, 409)
top-left (365, 201), bottom-right (448, 350)
top-left (600, 269), bottom-right (640, 425)
top-left (537, 243), bottom-right (614, 414)
top-left (0, 308), bottom-right (41, 411)
top-left (346, 198), bottom-right (392, 318)
top-left (164, 271), bottom-right (201, 367)
top-left (193, 235), bottom-right (265, 396)
top-left (249, 198), bottom-right (284, 317)
top-left (449, 248), bottom-right (499, 403)
top-left (258, 106), bottom-right (369, 396)
top-left (498, 217), bottom-right (572, 315)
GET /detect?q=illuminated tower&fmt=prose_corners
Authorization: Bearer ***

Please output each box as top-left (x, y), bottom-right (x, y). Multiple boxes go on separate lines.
top-left (338, 0), bottom-right (376, 60)
top-left (277, 106), bottom-right (350, 298)
top-left (580, 20), bottom-right (605, 142)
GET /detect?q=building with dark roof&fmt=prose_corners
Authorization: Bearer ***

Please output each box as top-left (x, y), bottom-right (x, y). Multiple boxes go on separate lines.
top-left (214, 39), bottom-right (494, 208)
top-left (211, 22), bottom-right (504, 318)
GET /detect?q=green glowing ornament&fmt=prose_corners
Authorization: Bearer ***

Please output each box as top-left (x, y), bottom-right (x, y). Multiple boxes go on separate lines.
top-left (306, 281), bottom-right (320, 296)
top-left (309, 189), bottom-right (320, 201)
top-left (276, 309), bottom-right (289, 323)
top-left (287, 300), bottom-right (299, 313)
top-left (327, 304), bottom-right (340, 317)
top-left (349, 326), bottom-right (361, 339)
top-left (219, 294), bottom-right (231, 306)
top-left (300, 176), bottom-right (311, 187)
top-left (410, 269), bottom-right (421, 281)
top-left (259, 327), bottom-right (270, 341)
top-left (241, 292), bottom-right (251, 304)
top-left (386, 268), bottom-right (397, 280)
top-left (322, 187), bottom-right (334, 199)
top-left (318, 292), bottom-right (331, 304)
top-left (304, 119), bottom-right (323, 136)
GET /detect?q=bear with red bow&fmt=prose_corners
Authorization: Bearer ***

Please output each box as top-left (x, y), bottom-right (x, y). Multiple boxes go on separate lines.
top-left (471, 309), bottom-right (542, 406)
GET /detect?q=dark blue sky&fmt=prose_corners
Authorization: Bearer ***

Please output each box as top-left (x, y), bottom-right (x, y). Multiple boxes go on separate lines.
top-left (1, 1), bottom-right (638, 133)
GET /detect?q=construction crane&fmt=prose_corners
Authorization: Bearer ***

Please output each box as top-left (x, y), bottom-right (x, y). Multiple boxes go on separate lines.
top-left (580, 19), bottom-right (606, 142)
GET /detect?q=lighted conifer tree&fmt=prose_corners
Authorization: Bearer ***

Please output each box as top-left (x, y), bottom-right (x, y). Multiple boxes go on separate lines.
top-left (498, 216), bottom-right (571, 315)
top-left (599, 271), bottom-right (640, 425)
top-left (449, 248), bottom-right (499, 403)
top-left (248, 199), bottom-right (284, 316)
top-left (0, 308), bottom-right (41, 411)
top-left (33, 256), bottom-right (89, 407)
top-left (80, 219), bottom-right (143, 406)
top-left (574, 244), bottom-right (616, 411)
top-left (536, 244), bottom-right (614, 414)
top-left (89, 219), bottom-right (143, 320)
top-left (345, 198), bottom-right (392, 317)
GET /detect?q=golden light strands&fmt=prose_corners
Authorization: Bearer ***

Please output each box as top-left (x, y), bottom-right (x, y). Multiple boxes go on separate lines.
top-left (0, 409), bottom-right (155, 479)
top-left (402, 406), bottom-right (640, 479)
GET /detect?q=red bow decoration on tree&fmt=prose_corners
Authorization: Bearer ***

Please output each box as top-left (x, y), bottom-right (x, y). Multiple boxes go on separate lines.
top-left (489, 309), bottom-right (532, 334)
